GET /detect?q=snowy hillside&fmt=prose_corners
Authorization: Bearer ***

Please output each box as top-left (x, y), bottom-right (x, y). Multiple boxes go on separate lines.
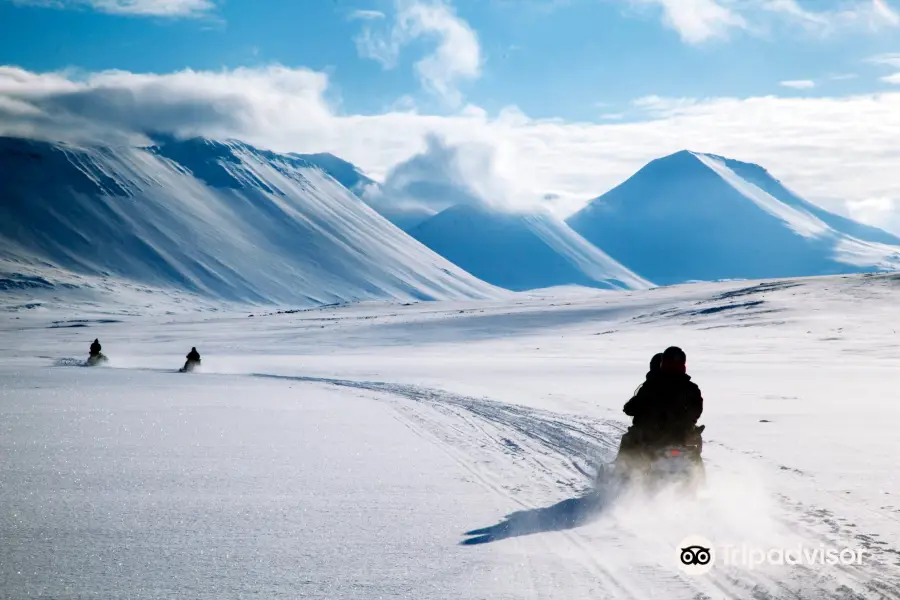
top-left (0, 136), bottom-right (501, 307)
top-left (408, 203), bottom-right (652, 291)
top-left (290, 152), bottom-right (376, 195)
top-left (567, 150), bottom-right (900, 285)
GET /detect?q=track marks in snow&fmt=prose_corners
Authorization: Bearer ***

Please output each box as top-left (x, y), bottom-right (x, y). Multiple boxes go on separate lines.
top-left (252, 373), bottom-right (900, 600)
top-left (252, 372), bottom-right (623, 492)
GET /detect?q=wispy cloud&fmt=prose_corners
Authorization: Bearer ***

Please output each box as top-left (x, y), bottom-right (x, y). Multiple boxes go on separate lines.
top-left (10, 0), bottom-right (216, 17)
top-left (348, 8), bottom-right (385, 20)
top-left (621, 0), bottom-right (900, 44)
top-left (829, 73), bottom-right (859, 81)
top-left (866, 52), bottom-right (900, 83)
top-left (354, 0), bottom-right (481, 107)
top-left (761, 0), bottom-right (900, 34)
top-left (780, 79), bottom-right (815, 89)
top-left (632, 95), bottom-right (699, 116)
top-left (627, 0), bottom-right (748, 44)
top-left (867, 52), bottom-right (900, 67)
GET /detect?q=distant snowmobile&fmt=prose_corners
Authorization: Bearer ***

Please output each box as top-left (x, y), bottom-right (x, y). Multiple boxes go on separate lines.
top-left (179, 360), bottom-right (200, 373)
top-left (179, 347), bottom-right (201, 373)
top-left (86, 353), bottom-right (108, 366)
top-left (86, 338), bottom-right (108, 366)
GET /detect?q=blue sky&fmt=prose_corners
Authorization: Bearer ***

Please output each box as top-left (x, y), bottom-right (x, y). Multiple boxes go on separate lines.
top-left (4, 0), bottom-right (900, 231)
top-left (3, 0), bottom-right (900, 120)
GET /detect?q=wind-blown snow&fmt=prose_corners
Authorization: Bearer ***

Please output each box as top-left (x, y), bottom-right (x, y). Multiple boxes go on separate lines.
top-left (0, 136), bottom-right (500, 307)
top-left (408, 203), bottom-right (651, 291)
top-left (567, 150), bottom-right (900, 285)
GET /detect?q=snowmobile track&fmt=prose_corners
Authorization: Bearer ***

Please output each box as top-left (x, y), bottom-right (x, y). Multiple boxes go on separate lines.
top-left (252, 373), bottom-right (900, 600)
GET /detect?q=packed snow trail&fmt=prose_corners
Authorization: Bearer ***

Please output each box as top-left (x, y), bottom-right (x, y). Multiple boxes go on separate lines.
top-left (249, 372), bottom-right (900, 600)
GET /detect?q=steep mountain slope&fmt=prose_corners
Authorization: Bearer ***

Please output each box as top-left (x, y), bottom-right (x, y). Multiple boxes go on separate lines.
top-left (0, 136), bottom-right (501, 306)
top-left (567, 150), bottom-right (900, 285)
top-left (408, 203), bottom-right (651, 291)
top-left (292, 152), bottom-right (436, 231)
top-left (291, 152), bottom-right (376, 194)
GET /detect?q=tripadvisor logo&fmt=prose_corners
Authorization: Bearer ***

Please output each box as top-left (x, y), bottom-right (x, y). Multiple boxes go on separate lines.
top-left (677, 535), bottom-right (716, 575)
top-left (676, 535), bottom-right (866, 575)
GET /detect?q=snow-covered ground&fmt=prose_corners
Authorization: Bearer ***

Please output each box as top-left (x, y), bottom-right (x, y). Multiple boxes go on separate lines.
top-left (3, 273), bottom-right (900, 599)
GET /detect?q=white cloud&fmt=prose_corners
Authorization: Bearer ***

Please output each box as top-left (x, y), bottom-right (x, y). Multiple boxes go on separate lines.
top-left (632, 95), bottom-right (699, 116)
top-left (621, 0), bottom-right (900, 43)
top-left (780, 79), bottom-right (815, 89)
top-left (10, 0), bottom-right (216, 17)
top-left (847, 196), bottom-right (900, 230)
top-left (866, 53), bottom-right (900, 84)
top-left (372, 133), bottom-right (525, 213)
top-left (868, 52), bottom-right (900, 67)
top-left (627, 0), bottom-right (748, 44)
top-left (348, 9), bottom-right (385, 20)
top-left (760, 0), bottom-right (899, 34)
top-left (829, 73), bottom-right (859, 80)
top-left (0, 65), bottom-right (331, 144)
top-left (7, 65), bottom-right (900, 231)
top-left (872, 0), bottom-right (900, 25)
top-left (354, 0), bottom-right (481, 107)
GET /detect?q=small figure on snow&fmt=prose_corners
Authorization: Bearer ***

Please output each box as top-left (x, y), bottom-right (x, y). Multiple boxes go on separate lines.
top-left (181, 347), bottom-right (201, 372)
top-left (87, 338), bottom-right (107, 365)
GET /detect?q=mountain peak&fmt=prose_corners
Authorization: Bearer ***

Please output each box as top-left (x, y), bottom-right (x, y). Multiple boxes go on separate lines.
top-left (567, 151), bottom-right (900, 284)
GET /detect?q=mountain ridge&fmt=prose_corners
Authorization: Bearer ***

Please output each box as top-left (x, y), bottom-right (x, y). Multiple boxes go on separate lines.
top-left (566, 149), bottom-right (900, 285)
top-left (408, 202), bottom-right (652, 292)
top-left (0, 135), bottom-right (501, 307)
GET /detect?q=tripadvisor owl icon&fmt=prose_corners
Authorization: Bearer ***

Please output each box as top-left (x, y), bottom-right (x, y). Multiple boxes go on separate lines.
top-left (677, 535), bottom-right (716, 575)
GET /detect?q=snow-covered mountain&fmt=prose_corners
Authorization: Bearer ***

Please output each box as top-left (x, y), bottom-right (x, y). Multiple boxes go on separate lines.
top-left (291, 151), bottom-right (437, 231)
top-left (0, 136), bottom-right (501, 307)
top-left (408, 203), bottom-right (651, 291)
top-left (567, 150), bottom-right (900, 285)
top-left (290, 152), bottom-right (376, 195)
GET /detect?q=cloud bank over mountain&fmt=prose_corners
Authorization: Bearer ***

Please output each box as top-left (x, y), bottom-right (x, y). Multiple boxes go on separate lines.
top-left (4, 64), bottom-right (900, 232)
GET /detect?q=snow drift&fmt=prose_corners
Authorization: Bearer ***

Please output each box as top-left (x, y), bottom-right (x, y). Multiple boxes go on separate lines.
top-left (0, 136), bottom-right (501, 306)
top-left (408, 203), bottom-right (652, 291)
top-left (567, 150), bottom-right (900, 285)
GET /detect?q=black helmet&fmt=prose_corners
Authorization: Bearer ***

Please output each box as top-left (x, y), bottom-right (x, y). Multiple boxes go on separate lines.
top-left (649, 352), bottom-right (663, 372)
top-left (663, 346), bottom-right (686, 363)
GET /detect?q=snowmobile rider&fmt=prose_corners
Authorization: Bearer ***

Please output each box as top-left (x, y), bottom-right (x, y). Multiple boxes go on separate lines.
top-left (186, 347), bottom-right (201, 363)
top-left (89, 338), bottom-right (102, 357)
top-left (618, 346), bottom-right (704, 456)
top-left (635, 352), bottom-right (663, 394)
top-left (616, 352), bottom-right (664, 457)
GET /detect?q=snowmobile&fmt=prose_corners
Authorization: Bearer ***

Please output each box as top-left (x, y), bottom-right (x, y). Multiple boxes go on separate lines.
top-left (86, 353), bottom-right (108, 366)
top-left (179, 358), bottom-right (201, 373)
top-left (600, 425), bottom-right (706, 496)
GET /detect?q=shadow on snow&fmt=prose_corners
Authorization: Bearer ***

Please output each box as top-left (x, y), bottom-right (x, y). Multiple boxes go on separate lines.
top-left (461, 490), bottom-right (611, 545)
